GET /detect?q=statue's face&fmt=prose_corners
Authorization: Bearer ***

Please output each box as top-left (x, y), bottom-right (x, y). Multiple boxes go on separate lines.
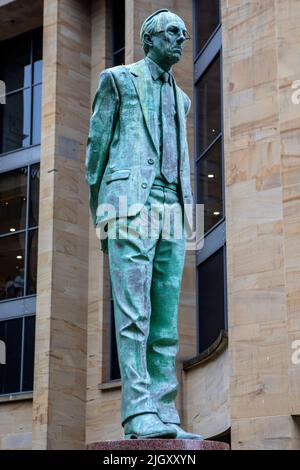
top-left (148, 14), bottom-right (188, 68)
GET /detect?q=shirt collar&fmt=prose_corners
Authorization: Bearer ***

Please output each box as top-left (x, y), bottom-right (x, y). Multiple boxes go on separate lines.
top-left (145, 56), bottom-right (173, 84)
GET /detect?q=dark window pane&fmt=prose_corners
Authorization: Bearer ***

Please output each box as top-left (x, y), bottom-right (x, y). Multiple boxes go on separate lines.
top-left (0, 89), bottom-right (31, 154)
top-left (113, 49), bottom-right (125, 67)
top-left (0, 318), bottom-right (22, 394)
top-left (110, 301), bottom-right (120, 380)
top-left (0, 167), bottom-right (27, 234)
top-left (29, 164), bottom-right (40, 227)
top-left (112, 0), bottom-right (125, 54)
top-left (32, 84), bottom-right (42, 145)
top-left (197, 55), bottom-right (221, 155)
top-left (0, 233), bottom-right (25, 301)
top-left (22, 316), bottom-right (35, 392)
top-left (27, 229), bottom-right (38, 296)
top-left (195, 0), bottom-right (220, 54)
top-left (33, 29), bottom-right (43, 84)
top-left (198, 247), bottom-right (225, 353)
top-left (197, 139), bottom-right (223, 234)
top-left (0, 32), bottom-right (31, 92)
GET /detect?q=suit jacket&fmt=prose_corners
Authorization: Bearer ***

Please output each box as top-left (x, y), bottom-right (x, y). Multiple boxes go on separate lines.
top-left (85, 58), bottom-right (193, 229)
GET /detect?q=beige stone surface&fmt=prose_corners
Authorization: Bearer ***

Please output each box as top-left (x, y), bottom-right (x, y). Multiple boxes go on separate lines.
top-left (183, 350), bottom-right (230, 439)
top-left (0, 401), bottom-right (32, 450)
top-left (222, 0), bottom-right (300, 449)
top-left (32, 0), bottom-right (90, 450)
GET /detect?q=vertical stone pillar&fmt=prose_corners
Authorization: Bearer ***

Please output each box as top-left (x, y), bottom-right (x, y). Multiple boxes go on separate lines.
top-left (222, 0), bottom-right (300, 449)
top-left (32, 0), bottom-right (91, 449)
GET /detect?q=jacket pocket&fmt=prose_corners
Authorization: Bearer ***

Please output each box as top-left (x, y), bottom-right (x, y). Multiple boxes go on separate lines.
top-left (106, 169), bottom-right (131, 183)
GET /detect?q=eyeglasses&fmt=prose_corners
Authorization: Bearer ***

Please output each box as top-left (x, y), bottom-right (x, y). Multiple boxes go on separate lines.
top-left (155, 26), bottom-right (192, 41)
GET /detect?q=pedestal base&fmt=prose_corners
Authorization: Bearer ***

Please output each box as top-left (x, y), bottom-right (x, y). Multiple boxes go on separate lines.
top-left (87, 439), bottom-right (230, 451)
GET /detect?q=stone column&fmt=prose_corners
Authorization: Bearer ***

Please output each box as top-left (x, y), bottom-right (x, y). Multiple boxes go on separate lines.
top-left (32, 0), bottom-right (91, 449)
top-left (222, 0), bottom-right (300, 450)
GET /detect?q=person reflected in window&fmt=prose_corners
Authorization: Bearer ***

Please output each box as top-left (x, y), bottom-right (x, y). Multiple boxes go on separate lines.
top-left (5, 277), bottom-right (15, 299)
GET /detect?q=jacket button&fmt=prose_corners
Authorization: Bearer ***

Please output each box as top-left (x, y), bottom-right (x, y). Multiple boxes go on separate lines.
top-left (148, 158), bottom-right (154, 165)
top-left (142, 183), bottom-right (147, 189)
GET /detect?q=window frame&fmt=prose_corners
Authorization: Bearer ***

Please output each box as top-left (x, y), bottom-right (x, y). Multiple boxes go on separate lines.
top-left (193, 0), bottom-right (228, 354)
top-left (107, 0), bottom-right (125, 381)
top-left (0, 28), bottom-right (43, 157)
top-left (0, 28), bottom-right (42, 396)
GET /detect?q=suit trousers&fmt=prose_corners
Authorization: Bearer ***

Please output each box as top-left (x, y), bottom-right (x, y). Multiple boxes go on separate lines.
top-left (107, 183), bottom-right (186, 425)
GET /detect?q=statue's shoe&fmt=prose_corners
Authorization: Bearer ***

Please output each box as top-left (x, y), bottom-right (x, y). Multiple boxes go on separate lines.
top-left (167, 424), bottom-right (204, 440)
top-left (124, 413), bottom-right (176, 439)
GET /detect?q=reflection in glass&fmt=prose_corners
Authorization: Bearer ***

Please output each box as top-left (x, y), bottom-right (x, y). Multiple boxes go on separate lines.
top-left (197, 55), bottom-right (221, 155)
top-left (0, 233), bottom-right (25, 300)
top-left (29, 164), bottom-right (40, 227)
top-left (22, 316), bottom-right (35, 392)
top-left (198, 247), bottom-right (225, 353)
top-left (0, 319), bottom-right (22, 394)
top-left (0, 32), bottom-right (31, 92)
top-left (198, 139), bottom-right (223, 234)
top-left (32, 84), bottom-right (42, 145)
top-left (33, 29), bottom-right (43, 84)
top-left (195, 0), bottom-right (220, 54)
top-left (0, 167), bottom-right (27, 234)
top-left (27, 230), bottom-right (38, 296)
top-left (0, 89), bottom-right (31, 154)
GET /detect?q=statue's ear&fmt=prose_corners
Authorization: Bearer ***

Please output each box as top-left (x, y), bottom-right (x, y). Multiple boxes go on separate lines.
top-left (144, 33), bottom-right (153, 49)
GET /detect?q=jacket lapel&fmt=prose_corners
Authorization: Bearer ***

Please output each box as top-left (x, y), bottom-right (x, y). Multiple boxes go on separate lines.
top-left (129, 60), bottom-right (159, 155)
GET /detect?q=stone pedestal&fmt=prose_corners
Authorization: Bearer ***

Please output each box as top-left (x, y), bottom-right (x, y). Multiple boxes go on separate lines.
top-left (87, 440), bottom-right (230, 451)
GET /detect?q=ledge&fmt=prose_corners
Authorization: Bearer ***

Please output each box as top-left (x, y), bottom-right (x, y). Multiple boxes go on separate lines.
top-left (0, 392), bottom-right (33, 404)
top-left (183, 330), bottom-right (228, 371)
top-left (98, 380), bottom-right (121, 391)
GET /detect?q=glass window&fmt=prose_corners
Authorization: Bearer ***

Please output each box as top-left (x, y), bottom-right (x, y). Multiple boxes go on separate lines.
top-left (33, 29), bottom-right (43, 85)
top-left (0, 33), bottom-right (31, 92)
top-left (0, 318), bottom-right (22, 394)
top-left (0, 28), bottom-right (43, 155)
top-left (0, 316), bottom-right (35, 394)
top-left (198, 248), bottom-right (225, 353)
top-left (0, 89), bottom-right (31, 154)
top-left (29, 164), bottom-right (40, 227)
top-left (194, 1), bottom-right (227, 353)
top-left (197, 55), bottom-right (221, 155)
top-left (27, 230), bottom-right (38, 296)
top-left (0, 167), bottom-right (27, 234)
top-left (195, 0), bottom-right (220, 54)
top-left (22, 316), bottom-right (36, 392)
top-left (112, 0), bottom-right (125, 66)
top-left (197, 138), bottom-right (223, 234)
top-left (0, 233), bottom-right (25, 300)
top-left (32, 85), bottom-right (42, 146)
top-left (110, 306), bottom-right (120, 380)
top-left (0, 164), bottom-right (40, 302)
top-left (108, 1), bottom-right (125, 380)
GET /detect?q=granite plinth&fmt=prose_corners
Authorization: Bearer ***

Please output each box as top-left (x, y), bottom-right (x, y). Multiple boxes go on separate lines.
top-left (87, 440), bottom-right (230, 451)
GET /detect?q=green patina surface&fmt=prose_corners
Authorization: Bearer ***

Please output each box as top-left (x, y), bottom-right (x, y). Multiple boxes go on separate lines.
top-left (86, 9), bottom-right (203, 440)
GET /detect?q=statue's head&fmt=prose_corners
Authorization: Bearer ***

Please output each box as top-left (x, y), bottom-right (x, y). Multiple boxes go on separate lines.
top-left (140, 9), bottom-right (190, 69)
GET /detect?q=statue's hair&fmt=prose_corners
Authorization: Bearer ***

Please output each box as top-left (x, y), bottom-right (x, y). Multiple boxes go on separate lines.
top-left (140, 9), bottom-right (174, 54)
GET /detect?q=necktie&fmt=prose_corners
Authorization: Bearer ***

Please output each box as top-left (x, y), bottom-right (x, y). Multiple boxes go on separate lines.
top-left (160, 72), bottom-right (178, 183)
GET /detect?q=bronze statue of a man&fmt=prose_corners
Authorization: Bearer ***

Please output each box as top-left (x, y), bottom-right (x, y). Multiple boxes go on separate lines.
top-left (86, 9), bottom-right (202, 440)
